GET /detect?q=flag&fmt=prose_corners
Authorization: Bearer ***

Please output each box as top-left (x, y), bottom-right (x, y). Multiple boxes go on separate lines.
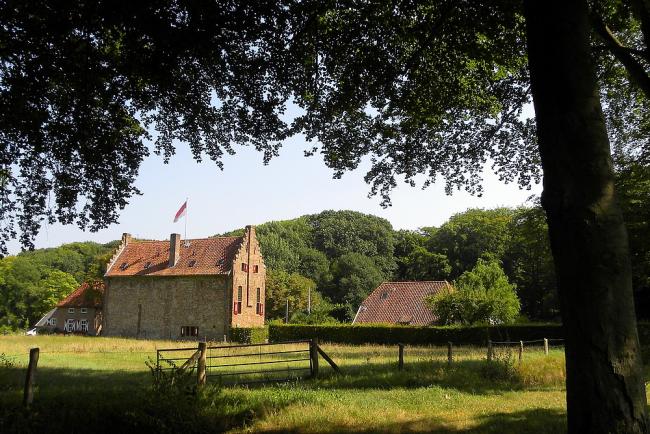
top-left (173, 201), bottom-right (187, 223)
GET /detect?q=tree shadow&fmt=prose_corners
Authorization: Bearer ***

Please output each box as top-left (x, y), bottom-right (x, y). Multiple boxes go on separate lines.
top-left (0, 365), bottom-right (150, 398)
top-left (0, 365), bottom-right (302, 434)
top-left (305, 359), bottom-right (558, 395)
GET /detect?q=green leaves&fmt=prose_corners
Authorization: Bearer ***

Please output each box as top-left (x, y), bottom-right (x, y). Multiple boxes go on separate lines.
top-left (0, 240), bottom-right (115, 329)
top-left (265, 269), bottom-right (320, 320)
top-left (427, 208), bottom-right (515, 278)
top-left (427, 258), bottom-right (520, 325)
top-left (401, 246), bottom-right (451, 281)
top-left (329, 252), bottom-right (385, 315)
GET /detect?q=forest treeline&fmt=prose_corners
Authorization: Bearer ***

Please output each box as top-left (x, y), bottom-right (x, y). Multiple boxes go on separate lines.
top-left (1, 163), bottom-right (648, 330)
top-left (0, 241), bottom-right (118, 331)
top-left (224, 175), bottom-right (649, 324)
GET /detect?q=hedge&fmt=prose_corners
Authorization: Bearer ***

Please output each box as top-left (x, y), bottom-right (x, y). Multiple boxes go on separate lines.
top-left (230, 326), bottom-right (269, 344)
top-left (268, 323), bottom-right (560, 345)
top-left (270, 322), bottom-right (650, 346)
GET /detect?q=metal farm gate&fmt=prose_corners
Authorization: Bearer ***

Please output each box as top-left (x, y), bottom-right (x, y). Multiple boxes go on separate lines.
top-left (156, 340), bottom-right (337, 385)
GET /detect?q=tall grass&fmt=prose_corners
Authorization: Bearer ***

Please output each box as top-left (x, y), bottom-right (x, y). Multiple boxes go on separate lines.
top-left (0, 335), bottom-right (579, 433)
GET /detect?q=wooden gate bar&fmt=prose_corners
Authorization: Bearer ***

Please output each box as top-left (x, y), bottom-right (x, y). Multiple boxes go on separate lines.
top-left (316, 344), bottom-right (340, 373)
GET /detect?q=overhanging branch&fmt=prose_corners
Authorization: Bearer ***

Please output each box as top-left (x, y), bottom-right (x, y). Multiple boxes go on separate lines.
top-left (591, 13), bottom-right (650, 99)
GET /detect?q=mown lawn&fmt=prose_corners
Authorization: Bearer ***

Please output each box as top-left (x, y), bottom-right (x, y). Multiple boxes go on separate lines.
top-left (0, 335), bottom-right (637, 433)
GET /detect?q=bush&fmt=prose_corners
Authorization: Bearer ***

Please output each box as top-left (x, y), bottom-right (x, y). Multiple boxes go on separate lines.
top-left (428, 258), bottom-right (520, 325)
top-left (230, 326), bottom-right (268, 344)
top-left (268, 323), bottom-right (565, 345)
top-left (480, 350), bottom-right (518, 383)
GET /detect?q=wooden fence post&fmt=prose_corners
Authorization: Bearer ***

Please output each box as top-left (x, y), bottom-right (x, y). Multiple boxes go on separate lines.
top-left (197, 341), bottom-right (207, 386)
top-left (544, 338), bottom-right (549, 355)
top-left (398, 343), bottom-right (404, 370)
top-left (518, 341), bottom-right (524, 363)
top-left (447, 342), bottom-right (453, 365)
top-left (487, 340), bottom-right (493, 362)
top-left (23, 347), bottom-right (39, 407)
top-left (310, 339), bottom-right (319, 378)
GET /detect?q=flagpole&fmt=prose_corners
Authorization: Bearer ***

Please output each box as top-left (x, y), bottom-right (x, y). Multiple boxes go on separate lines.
top-left (184, 197), bottom-right (188, 242)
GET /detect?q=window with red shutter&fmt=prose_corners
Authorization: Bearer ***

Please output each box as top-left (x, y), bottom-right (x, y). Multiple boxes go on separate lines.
top-left (255, 287), bottom-right (263, 315)
top-left (234, 286), bottom-right (243, 314)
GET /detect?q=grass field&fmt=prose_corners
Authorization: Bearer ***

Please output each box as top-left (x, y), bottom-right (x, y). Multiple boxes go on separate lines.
top-left (0, 335), bottom-right (641, 433)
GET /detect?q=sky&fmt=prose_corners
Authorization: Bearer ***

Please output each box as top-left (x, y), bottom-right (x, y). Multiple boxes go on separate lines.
top-left (6, 132), bottom-right (542, 255)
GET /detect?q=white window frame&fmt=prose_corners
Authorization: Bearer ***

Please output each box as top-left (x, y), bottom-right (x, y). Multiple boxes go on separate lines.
top-left (80, 308), bottom-right (87, 314)
top-left (64, 318), bottom-right (76, 332)
top-left (79, 319), bottom-right (89, 332)
top-left (48, 317), bottom-right (57, 326)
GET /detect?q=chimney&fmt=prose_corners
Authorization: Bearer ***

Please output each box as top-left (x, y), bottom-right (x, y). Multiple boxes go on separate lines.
top-left (169, 233), bottom-right (181, 267)
top-left (122, 233), bottom-right (132, 245)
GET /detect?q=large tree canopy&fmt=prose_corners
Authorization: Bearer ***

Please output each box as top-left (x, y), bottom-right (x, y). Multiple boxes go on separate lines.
top-left (2, 0), bottom-right (649, 431)
top-left (2, 0), bottom-right (645, 252)
top-left (0, 0), bottom-right (538, 254)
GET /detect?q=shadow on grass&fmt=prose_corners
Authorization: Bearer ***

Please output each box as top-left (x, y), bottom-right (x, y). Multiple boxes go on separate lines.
top-left (0, 365), bottom-right (303, 434)
top-left (0, 359), bottom-right (566, 433)
top-left (306, 359), bottom-right (561, 394)
top-left (253, 408), bottom-right (568, 434)
top-left (0, 365), bottom-right (150, 398)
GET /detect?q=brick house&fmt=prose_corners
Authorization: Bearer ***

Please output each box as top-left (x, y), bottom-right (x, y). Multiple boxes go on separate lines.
top-left (34, 281), bottom-right (104, 335)
top-left (103, 225), bottom-right (265, 340)
top-left (352, 281), bottom-right (452, 326)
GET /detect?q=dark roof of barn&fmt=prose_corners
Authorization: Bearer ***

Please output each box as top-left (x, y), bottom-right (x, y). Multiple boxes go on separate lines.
top-left (353, 281), bottom-right (452, 326)
top-left (57, 281), bottom-right (104, 308)
top-left (105, 236), bottom-right (242, 277)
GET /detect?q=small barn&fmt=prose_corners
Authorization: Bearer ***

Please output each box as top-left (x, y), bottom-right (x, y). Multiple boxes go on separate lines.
top-left (352, 281), bottom-right (452, 326)
top-left (35, 281), bottom-right (104, 335)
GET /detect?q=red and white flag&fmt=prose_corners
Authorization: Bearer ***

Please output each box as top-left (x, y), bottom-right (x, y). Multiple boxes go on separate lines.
top-left (173, 201), bottom-right (187, 223)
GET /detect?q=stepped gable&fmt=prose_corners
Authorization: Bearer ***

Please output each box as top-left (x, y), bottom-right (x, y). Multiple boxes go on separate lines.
top-left (354, 281), bottom-right (452, 326)
top-left (105, 236), bottom-right (242, 276)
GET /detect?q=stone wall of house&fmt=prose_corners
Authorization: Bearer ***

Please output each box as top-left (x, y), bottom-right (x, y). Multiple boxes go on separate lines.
top-left (231, 226), bottom-right (266, 329)
top-left (103, 275), bottom-right (230, 340)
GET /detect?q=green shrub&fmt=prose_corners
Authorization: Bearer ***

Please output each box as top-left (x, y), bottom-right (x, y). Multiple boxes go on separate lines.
top-left (230, 326), bottom-right (268, 344)
top-left (480, 349), bottom-right (518, 383)
top-left (427, 258), bottom-right (520, 325)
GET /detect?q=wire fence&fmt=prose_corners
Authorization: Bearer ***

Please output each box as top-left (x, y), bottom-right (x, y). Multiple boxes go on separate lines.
top-left (1, 338), bottom-right (567, 405)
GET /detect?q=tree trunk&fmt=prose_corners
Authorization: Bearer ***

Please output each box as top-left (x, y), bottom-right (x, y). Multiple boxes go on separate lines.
top-left (523, 1), bottom-right (648, 432)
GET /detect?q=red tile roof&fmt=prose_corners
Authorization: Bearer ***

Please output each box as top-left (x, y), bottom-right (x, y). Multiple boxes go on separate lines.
top-left (105, 236), bottom-right (242, 277)
top-left (57, 281), bottom-right (105, 308)
top-left (354, 281), bottom-right (452, 326)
